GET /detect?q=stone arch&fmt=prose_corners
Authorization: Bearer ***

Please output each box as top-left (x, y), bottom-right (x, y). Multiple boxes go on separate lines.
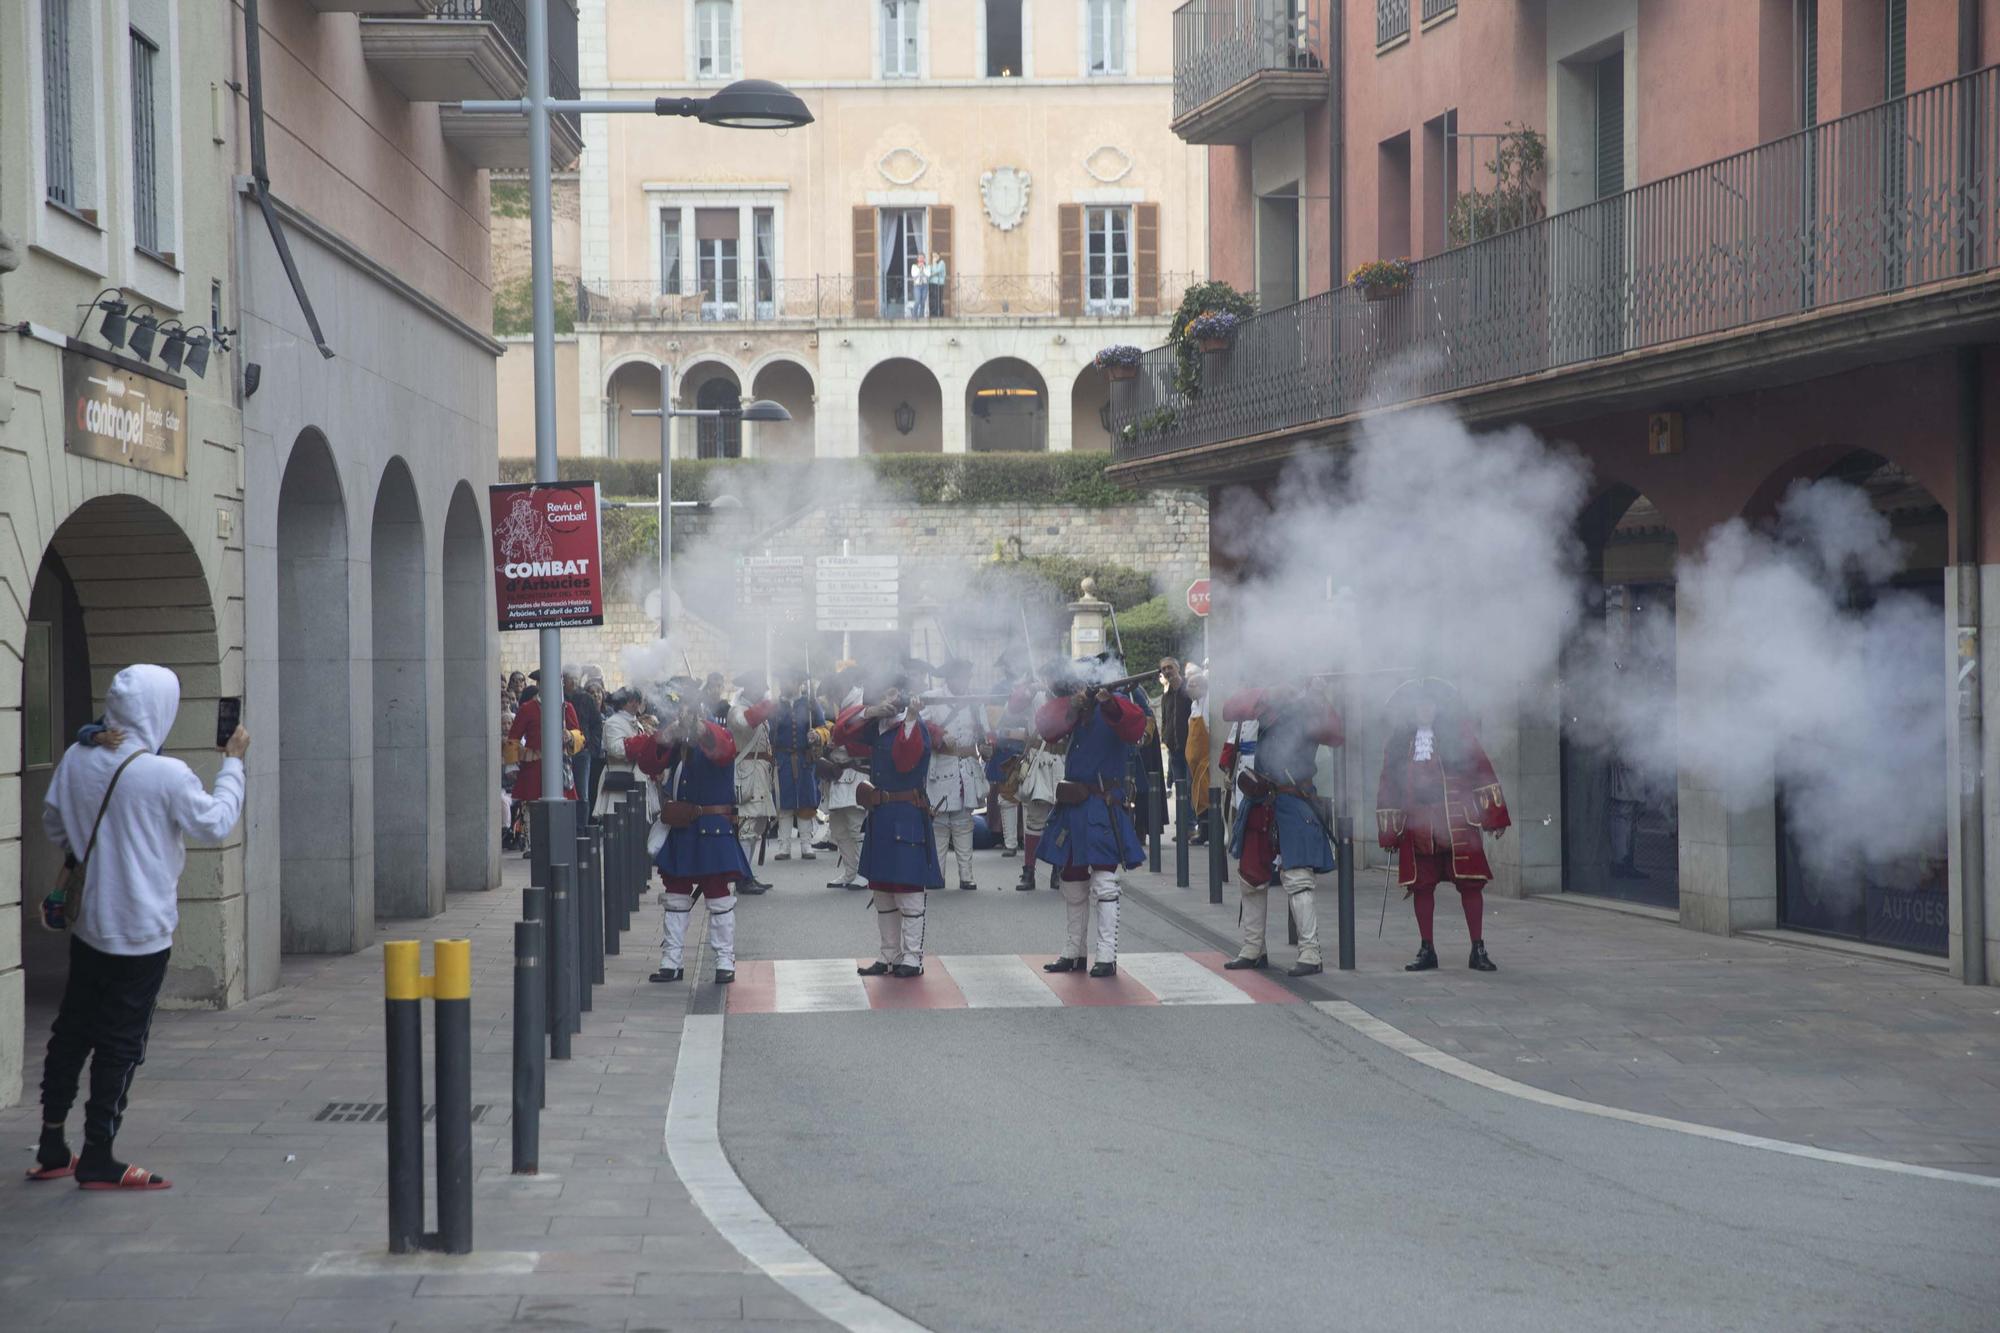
top-left (1069, 364), bottom-right (1113, 452)
top-left (857, 357), bottom-right (944, 454)
top-left (17, 496), bottom-right (225, 1024)
top-left (604, 358), bottom-right (663, 461)
top-left (1560, 485), bottom-right (1681, 909)
top-left (749, 357), bottom-right (816, 458)
top-left (371, 458), bottom-right (432, 919)
top-left (441, 482), bottom-right (492, 893)
top-left (679, 361), bottom-right (744, 458)
top-left (965, 357), bottom-right (1049, 453)
top-left (278, 430), bottom-right (363, 953)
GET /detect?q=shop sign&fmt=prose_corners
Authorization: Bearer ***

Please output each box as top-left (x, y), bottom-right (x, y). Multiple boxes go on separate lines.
top-left (62, 344), bottom-right (187, 478)
top-left (490, 481), bottom-right (605, 631)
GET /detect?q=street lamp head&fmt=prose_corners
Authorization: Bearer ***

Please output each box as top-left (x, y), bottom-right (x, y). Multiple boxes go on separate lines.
top-left (738, 398), bottom-right (792, 423)
top-left (696, 79), bottom-right (813, 130)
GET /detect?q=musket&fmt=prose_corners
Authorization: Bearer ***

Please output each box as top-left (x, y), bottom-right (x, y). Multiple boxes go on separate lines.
top-left (1064, 669), bottom-right (1158, 695)
top-left (1106, 599), bottom-right (1127, 662)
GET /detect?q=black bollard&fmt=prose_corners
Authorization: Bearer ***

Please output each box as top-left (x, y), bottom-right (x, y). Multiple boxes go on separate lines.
top-left (1174, 784), bottom-right (1191, 889)
top-left (432, 939), bottom-right (473, 1255)
top-left (575, 831), bottom-right (599, 1011)
top-left (512, 920), bottom-right (544, 1173)
top-left (587, 830), bottom-right (605, 983)
top-left (548, 875), bottom-right (574, 1060)
top-left (1207, 787), bottom-right (1226, 905)
top-left (596, 826), bottom-right (618, 957)
top-left (1336, 813), bottom-right (1357, 971)
top-left (382, 941), bottom-right (425, 1255)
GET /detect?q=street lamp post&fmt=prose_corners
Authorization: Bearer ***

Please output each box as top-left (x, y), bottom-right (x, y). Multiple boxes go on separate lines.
top-left (633, 389), bottom-right (791, 639)
top-left (456, 63), bottom-right (811, 762)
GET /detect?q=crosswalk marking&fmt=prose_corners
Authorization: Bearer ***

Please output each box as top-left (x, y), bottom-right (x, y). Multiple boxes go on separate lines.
top-left (726, 953), bottom-right (1299, 1015)
top-left (944, 954), bottom-right (1066, 1009)
top-left (1113, 951), bottom-right (1257, 1006)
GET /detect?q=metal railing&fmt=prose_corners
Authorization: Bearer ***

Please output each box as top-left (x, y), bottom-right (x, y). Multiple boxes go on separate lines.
top-left (419, 0), bottom-right (579, 139)
top-left (577, 272), bottom-right (1200, 325)
top-left (1420, 0), bottom-right (1454, 22)
top-left (1377, 0), bottom-right (1409, 46)
top-left (1110, 64), bottom-right (2000, 460)
top-left (1172, 0), bottom-right (1323, 120)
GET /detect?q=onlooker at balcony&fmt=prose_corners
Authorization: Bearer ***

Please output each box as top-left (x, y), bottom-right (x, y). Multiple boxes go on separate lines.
top-left (908, 253), bottom-right (929, 319)
top-left (927, 249), bottom-right (948, 317)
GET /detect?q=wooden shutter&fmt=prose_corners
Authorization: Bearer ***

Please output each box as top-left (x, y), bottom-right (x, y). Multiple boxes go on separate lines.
top-left (1134, 202), bottom-right (1160, 315)
top-left (1059, 203), bottom-right (1083, 316)
top-left (852, 206), bottom-right (878, 316)
top-left (1594, 53), bottom-right (1624, 200)
top-left (929, 204), bottom-right (953, 316)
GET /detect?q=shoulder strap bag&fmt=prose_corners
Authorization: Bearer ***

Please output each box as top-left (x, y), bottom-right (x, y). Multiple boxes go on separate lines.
top-left (60, 751), bottom-right (144, 927)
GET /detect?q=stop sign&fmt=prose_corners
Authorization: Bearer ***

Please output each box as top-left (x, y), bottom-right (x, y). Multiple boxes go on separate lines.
top-left (1185, 578), bottom-right (1211, 618)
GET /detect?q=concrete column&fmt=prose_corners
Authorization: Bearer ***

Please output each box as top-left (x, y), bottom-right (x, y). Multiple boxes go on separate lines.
top-left (1948, 563), bottom-right (2000, 983)
top-left (940, 370), bottom-right (969, 454)
top-left (1511, 681), bottom-right (1563, 897)
top-left (578, 332), bottom-right (605, 458)
top-left (1046, 358), bottom-right (1074, 453)
top-left (1675, 586), bottom-right (1778, 935)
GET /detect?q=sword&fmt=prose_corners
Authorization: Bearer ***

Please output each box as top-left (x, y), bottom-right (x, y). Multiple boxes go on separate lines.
top-left (1106, 599), bottom-right (1127, 663)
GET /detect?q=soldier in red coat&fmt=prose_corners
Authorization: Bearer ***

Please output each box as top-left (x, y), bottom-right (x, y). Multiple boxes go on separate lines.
top-left (1375, 682), bottom-right (1508, 973)
top-left (505, 686), bottom-right (581, 803)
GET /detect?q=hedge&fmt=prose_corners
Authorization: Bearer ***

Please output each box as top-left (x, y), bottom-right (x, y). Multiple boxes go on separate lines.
top-left (1114, 594), bottom-right (1203, 672)
top-left (495, 452), bottom-right (1149, 507)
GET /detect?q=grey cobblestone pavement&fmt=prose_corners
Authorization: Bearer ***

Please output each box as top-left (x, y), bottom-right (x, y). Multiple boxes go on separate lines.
top-left (0, 860), bottom-right (836, 1333)
top-left (1122, 861), bottom-right (2000, 1176)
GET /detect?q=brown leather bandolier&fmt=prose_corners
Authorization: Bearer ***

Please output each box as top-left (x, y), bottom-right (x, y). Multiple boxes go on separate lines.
top-left (1237, 770), bottom-right (1311, 802)
top-left (661, 800), bottom-right (738, 829)
top-left (856, 784), bottom-right (925, 809)
top-left (1055, 779), bottom-right (1129, 809)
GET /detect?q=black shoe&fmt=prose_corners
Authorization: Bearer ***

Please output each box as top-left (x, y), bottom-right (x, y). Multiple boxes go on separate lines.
top-left (1405, 942), bottom-right (1439, 972)
top-left (1088, 961), bottom-right (1117, 978)
top-left (1001, 848), bottom-right (1018, 858)
top-left (714, 969), bottom-right (735, 985)
top-left (648, 968), bottom-right (684, 983)
top-left (1015, 870), bottom-right (1036, 892)
top-left (813, 840), bottom-right (836, 851)
top-left (1468, 942), bottom-right (1497, 972)
top-left (741, 880), bottom-right (771, 895)
top-left (1222, 954), bottom-right (1268, 971)
top-left (774, 851), bottom-right (792, 862)
top-left (959, 881), bottom-right (977, 892)
top-left (801, 851), bottom-right (816, 861)
top-left (1287, 961), bottom-right (1324, 978)
top-left (1042, 956), bottom-right (1085, 973)
top-left (857, 961), bottom-right (890, 976)
top-left (890, 963), bottom-right (924, 978)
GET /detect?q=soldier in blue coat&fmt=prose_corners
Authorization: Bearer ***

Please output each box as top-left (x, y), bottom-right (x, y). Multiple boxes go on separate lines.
top-left (629, 688), bottom-right (751, 986)
top-left (834, 677), bottom-right (944, 977)
top-left (1223, 684), bottom-right (1344, 977)
top-left (1035, 666), bottom-right (1149, 977)
top-left (766, 669), bottom-right (826, 862)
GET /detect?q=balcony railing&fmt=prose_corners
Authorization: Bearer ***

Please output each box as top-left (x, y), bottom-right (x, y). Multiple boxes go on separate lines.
top-left (1377, 0), bottom-right (1409, 46)
top-left (1111, 64), bottom-right (2000, 461)
top-left (577, 273), bottom-right (1200, 326)
top-left (1172, 0), bottom-right (1322, 122)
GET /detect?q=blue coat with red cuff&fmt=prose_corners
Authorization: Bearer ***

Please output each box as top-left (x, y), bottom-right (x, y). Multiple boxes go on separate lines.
top-left (833, 707), bottom-right (945, 891)
top-left (632, 722), bottom-right (753, 883)
top-left (1223, 689), bottom-right (1343, 880)
top-left (1034, 692), bottom-right (1148, 872)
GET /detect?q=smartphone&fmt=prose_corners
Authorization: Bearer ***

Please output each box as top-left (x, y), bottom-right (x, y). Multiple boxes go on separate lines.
top-left (215, 697), bottom-right (242, 749)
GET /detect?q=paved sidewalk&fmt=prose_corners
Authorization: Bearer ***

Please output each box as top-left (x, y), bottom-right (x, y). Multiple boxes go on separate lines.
top-left (0, 861), bottom-right (834, 1333)
top-left (1124, 859), bottom-right (2000, 1176)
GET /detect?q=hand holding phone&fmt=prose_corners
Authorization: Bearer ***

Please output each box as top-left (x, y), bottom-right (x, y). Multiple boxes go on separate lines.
top-left (216, 697), bottom-right (242, 751)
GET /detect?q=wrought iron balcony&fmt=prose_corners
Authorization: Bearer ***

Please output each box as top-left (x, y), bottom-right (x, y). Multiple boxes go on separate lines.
top-left (1171, 0), bottom-right (1326, 144)
top-left (1111, 64), bottom-right (2000, 464)
top-left (362, 0), bottom-right (582, 168)
top-left (577, 273), bottom-right (1200, 326)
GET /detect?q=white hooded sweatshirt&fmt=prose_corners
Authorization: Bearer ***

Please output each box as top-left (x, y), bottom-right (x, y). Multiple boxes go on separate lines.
top-left (42, 664), bottom-right (246, 956)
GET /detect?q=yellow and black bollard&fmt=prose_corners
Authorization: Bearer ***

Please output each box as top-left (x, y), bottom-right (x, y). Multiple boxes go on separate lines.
top-left (382, 938), bottom-right (476, 1255)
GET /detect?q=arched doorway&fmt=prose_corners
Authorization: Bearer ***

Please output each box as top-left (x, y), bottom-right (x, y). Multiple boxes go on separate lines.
top-left (678, 362), bottom-right (743, 459)
top-left (371, 459), bottom-right (431, 919)
top-left (278, 432), bottom-right (362, 953)
top-left (604, 359), bottom-right (663, 461)
top-left (1560, 488), bottom-right (1679, 908)
top-left (1070, 365), bottom-right (1113, 451)
top-left (1777, 452), bottom-right (1949, 955)
top-left (442, 483), bottom-right (492, 893)
top-left (18, 496), bottom-right (222, 1030)
top-left (857, 357), bottom-right (943, 454)
top-left (750, 359), bottom-right (816, 458)
top-left (966, 357), bottom-right (1048, 452)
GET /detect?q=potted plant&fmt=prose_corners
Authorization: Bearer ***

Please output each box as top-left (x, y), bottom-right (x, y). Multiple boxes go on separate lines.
top-left (1187, 311), bottom-right (1241, 352)
top-left (1349, 258), bottom-right (1413, 302)
top-left (1169, 280), bottom-right (1256, 398)
top-left (1094, 344), bottom-right (1144, 382)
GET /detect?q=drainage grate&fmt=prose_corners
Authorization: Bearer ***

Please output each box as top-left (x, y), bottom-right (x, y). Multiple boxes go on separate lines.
top-left (315, 1102), bottom-right (489, 1124)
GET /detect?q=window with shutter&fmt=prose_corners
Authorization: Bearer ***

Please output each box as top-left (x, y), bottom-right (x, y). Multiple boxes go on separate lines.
top-left (131, 29), bottom-right (160, 254)
top-left (695, 0), bottom-right (734, 78)
top-left (660, 210), bottom-right (683, 295)
top-left (1799, 0), bottom-right (1817, 127)
top-left (1884, 0), bottom-right (1905, 100)
top-left (43, 0), bottom-right (76, 207)
top-left (883, 0), bottom-right (921, 78)
top-left (1594, 52), bottom-right (1625, 201)
top-left (1058, 204), bottom-right (1084, 316)
top-left (852, 207), bottom-right (878, 316)
top-left (929, 205), bottom-right (953, 316)
top-left (1133, 203), bottom-right (1160, 315)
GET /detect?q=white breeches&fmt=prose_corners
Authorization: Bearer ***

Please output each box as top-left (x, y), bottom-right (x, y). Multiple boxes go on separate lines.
top-left (1023, 799), bottom-right (1053, 838)
top-left (995, 796), bottom-right (1023, 849)
top-left (1058, 868), bottom-right (1120, 963)
top-left (1238, 867), bottom-right (1320, 964)
top-left (830, 806), bottom-right (867, 877)
top-left (934, 808), bottom-right (975, 882)
top-left (871, 889), bottom-right (926, 967)
top-left (661, 891), bottom-right (737, 970)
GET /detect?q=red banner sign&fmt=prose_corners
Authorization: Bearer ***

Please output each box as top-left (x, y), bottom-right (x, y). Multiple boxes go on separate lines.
top-left (490, 481), bottom-right (605, 631)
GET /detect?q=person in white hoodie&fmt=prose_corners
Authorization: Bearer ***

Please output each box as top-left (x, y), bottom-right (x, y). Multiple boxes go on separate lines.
top-left (32, 665), bottom-right (248, 1191)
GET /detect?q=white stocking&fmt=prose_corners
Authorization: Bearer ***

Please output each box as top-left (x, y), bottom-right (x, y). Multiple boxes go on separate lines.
top-left (706, 893), bottom-right (737, 970)
top-left (660, 892), bottom-right (694, 969)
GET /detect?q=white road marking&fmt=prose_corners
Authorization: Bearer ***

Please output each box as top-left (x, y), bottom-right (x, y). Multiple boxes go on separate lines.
top-left (1315, 1000), bottom-right (2000, 1191)
top-left (668, 1015), bottom-right (932, 1332)
top-left (939, 954), bottom-right (1064, 1008)
top-left (772, 957), bottom-right (873, 1012)
top-left (1114, 951), bottom-right (1255, 1005)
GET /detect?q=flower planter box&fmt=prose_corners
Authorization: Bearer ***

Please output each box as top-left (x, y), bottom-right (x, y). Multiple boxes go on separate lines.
top-left (1106, 363), bottom-right (1139, 382)
top-left (1361, 284), bottom-right (1406, 303)
top-left (1199, 336), bottom-right (1232, 353)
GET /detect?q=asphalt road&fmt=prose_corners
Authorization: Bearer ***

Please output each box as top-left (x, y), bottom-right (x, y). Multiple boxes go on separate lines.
top-left (709, 849), bottom-right (2000, 1331)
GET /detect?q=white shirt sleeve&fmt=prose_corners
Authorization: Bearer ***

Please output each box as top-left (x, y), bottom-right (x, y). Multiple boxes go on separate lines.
top-left (173, 757), bottom-right (246, 844)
